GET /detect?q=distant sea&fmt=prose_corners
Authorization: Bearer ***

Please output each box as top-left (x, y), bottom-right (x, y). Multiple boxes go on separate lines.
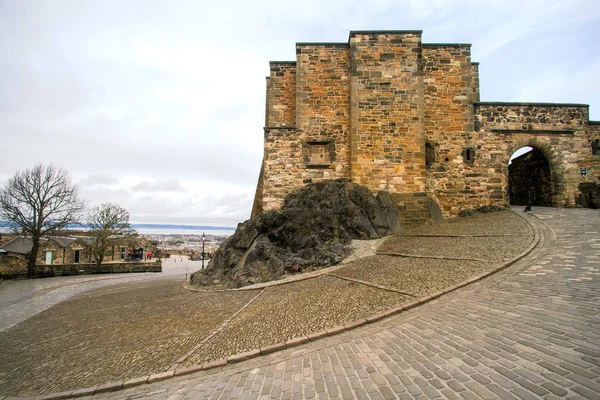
top-left (0, 222), bottom-right (236, 236)
top-left (131, 224), bottom-right (235, 236)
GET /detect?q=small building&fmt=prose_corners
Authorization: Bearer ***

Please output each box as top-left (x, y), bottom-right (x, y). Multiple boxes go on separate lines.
top-left (0, 234), bottom-right (156, 266)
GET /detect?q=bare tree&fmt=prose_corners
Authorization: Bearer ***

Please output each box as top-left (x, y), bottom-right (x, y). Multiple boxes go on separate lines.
top-left (0, 164), bottom-right (85, 277)
top-left (88, 203), bottom-right (136, 266)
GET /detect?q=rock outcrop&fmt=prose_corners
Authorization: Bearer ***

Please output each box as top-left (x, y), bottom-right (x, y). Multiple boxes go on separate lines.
top-left (191, 179), bottom-right (400, 288)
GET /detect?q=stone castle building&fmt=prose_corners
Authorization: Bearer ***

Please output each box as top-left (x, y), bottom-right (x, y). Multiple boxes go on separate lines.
top-left (252, 30), bottom-right (599, 224)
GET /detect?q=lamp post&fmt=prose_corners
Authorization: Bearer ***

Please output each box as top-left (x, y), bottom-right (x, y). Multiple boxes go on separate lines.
top-left (201, 232), bottom-right (206, 269)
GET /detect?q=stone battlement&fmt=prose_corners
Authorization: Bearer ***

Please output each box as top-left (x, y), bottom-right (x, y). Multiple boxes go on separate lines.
top-left (252, 29), bottom-right (599, 222)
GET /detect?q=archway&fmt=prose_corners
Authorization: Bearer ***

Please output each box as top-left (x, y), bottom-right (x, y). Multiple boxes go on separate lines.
top-left (508, 146), bottom-right (553, 206)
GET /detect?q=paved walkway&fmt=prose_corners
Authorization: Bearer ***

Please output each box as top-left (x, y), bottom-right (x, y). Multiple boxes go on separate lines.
top-left (0, 256), bottom-right (199, 332)
top-left (74, 208), bottom-right (599, 400)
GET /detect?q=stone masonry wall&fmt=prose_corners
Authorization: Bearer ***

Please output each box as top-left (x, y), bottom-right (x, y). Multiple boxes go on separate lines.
top-left (251, 162), bottom-right (265, 218)
top-left (296, 43), bottom-right (351, 177)
top-left (266, 62), bottom-right (296, 127)
top-left (422, 44), bottom-right (476, 218)
top-left (261, 128), bottom-right (302, 211)
top-left (471, 63), bottom-right (480, 103)
top-left (39, 240), bottom-right (93, 265)
top-left (254, 29), bottom-right (599, 222)
top-left (584, 122), bottom-right (600, 179)
top-left (474, 103), bottom-right (593, 208)
top-left (349, 31), bottom-right (426, 195)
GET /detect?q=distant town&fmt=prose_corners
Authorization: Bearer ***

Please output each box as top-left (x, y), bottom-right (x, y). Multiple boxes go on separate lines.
top-left (143, 233), bottom-right (230, 256)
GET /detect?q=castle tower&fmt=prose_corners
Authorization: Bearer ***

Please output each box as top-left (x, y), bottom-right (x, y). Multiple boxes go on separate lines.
top-left (252, 29), bottom-right (599, 222)
top-left (349, 31), bottom-right (426, 194)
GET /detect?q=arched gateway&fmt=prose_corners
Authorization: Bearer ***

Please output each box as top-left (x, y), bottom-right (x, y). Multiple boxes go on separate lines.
top-left (509, 147), bottom-right (552, 207)
top-left (252, 30), bottom-right (600, 223)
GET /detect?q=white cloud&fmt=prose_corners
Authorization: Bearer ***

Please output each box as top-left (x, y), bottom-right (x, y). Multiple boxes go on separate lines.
top-left (1, 0), bottom-right (599, 227)
top-left (78, 174), bottom-right (120, 187)
top-left (131, 179), bottom-right (186, 192)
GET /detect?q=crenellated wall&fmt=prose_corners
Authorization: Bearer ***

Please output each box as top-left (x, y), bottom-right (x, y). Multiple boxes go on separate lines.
top-left (251, 29), bottom-right (599, 222)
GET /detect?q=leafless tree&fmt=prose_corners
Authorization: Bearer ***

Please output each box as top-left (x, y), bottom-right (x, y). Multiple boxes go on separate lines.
top-left (0, 164), bottom-right (85, 277)
top-left (88, 203), bottom-right (136, 266)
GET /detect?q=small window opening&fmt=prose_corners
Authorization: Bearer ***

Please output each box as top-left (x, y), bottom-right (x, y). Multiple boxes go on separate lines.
top-left (464, 147), bottom-right (475, 164)
top-left (425, 143), bottom-right (436, 167)
top-left (592, 139), bottom-right (600, 155)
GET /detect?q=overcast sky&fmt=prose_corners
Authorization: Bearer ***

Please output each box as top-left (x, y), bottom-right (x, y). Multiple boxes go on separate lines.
top-left (1, 0), bottom-right (599, 227)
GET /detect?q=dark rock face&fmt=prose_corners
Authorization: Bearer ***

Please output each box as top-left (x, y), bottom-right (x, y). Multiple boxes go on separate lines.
top-left (191, 179), bottom-right (400, 288)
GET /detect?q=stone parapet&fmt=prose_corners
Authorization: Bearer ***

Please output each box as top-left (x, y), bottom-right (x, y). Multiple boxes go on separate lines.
top-left (1, 261), bottom-right (162, 279)
top-left (253, 29), bottom-right (598, 222)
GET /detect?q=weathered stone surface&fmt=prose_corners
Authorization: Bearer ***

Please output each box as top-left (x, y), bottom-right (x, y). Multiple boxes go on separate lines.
top-left (252, 29), bottom-right (600, 222)
top-left (191, 179), bottom-right (400, 288)
top-left (576, 182), bottom-right (600, 208)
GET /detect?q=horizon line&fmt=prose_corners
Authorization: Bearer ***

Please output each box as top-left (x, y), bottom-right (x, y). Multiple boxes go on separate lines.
top-left (0, 221), bottom-right (236, 231)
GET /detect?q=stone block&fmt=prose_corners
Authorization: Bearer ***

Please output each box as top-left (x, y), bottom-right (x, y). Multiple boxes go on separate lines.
top-left (285, 336), bottom-right (309, 347)
top-left (366, 312), bottom-right (388, 323)
top-left (39, 391), bottom-right (74, 400)
top-left (307, 330), bottom-right (329, 342)
top-left (174, 364), bottom-right (205, 377)
top-left (123, 376), bottom-right (149, 388)
top-left (147, 371), bottom-right (174, 383)
top-left (325, 325), bottom-right (346, 336)
top-left (203, 359), bottom-right (228, 370)
top-left (94, 382), bottom-right (123, 393)
top-left (227, 349), bottom-right (261, 363)
top-left (69, 386), bottom-right (97, 397)
top-left (344, 318), bottom-right (367, 330)
top-left (260, 343), bottom-right (287, 355)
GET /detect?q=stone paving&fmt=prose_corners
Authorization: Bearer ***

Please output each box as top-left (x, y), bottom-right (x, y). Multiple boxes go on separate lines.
top-left (0, 256), bottom-right (199, 332)
top-left (81, 208), bottom-right (599, 399)
top-left (1, 208), bottom-right (599, 399)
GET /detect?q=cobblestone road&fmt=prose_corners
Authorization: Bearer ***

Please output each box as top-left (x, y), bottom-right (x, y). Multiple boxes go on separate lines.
top-left (1, 209), bottom-right (598, 399)
top-left (0, 256), bottom-right (198, 332)
top-left (76, 208), bottom-right (599, 399)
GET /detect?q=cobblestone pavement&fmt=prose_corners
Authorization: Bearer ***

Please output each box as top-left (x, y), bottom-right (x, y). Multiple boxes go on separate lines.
top-left (72, 208), bottom-right (598, 400)
top-left (0, 256), bottom-right (199, 332)
top-left (2, 209), bottom-right (599, 399)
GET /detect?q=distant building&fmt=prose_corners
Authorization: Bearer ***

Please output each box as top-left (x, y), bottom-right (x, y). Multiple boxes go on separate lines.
top-left (0, 235), bottom-right (155, 266)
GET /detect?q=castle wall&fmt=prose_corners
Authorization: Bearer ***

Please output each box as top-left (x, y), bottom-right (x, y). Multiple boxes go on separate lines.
top-left (260, 128), bottom-right (302, 211)
top-left (471, 63), bottom-right (480, 103)
top-left (296, 43), bottom-right (351, 176)
top-left (585, 122), bottom-right (600, 170)
top-left (349, 31), bottom-right (426, 195)
top-left (422, 44), bottom-right (476, 218)
top-left (266, 62), bottom-right (296, 127)
top-left (474, 103), bottom-right (593, 209)
top-left (251, 162), bottom-right (264, 218)
top-left (254, 29), bottom-right (598, 222)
